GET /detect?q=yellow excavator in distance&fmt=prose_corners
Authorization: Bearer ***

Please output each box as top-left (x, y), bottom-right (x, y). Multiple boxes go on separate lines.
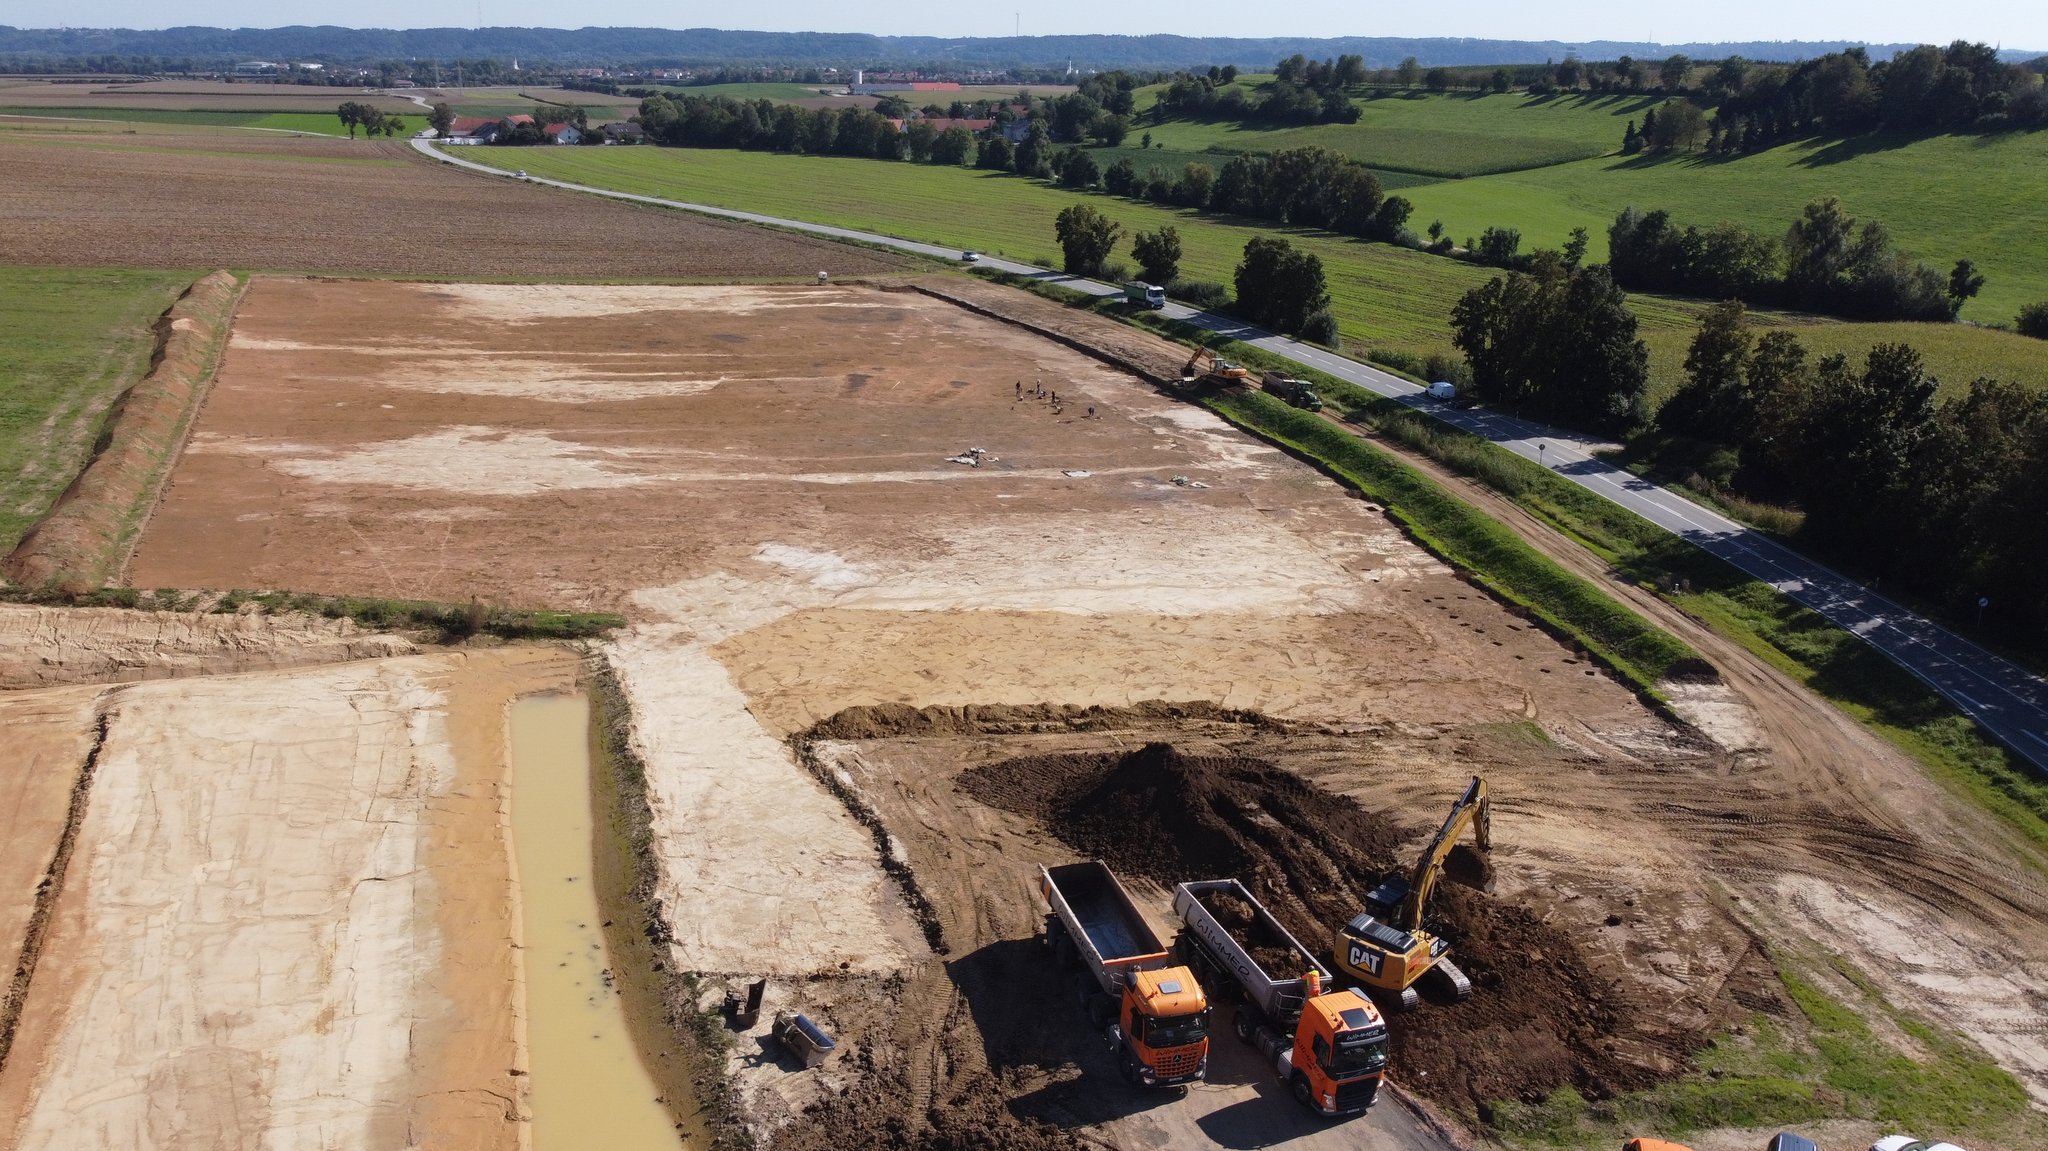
top-left (1333, 776), bottom-right (1490, 1011)
top-left (1180, 348), bottom-right (1252, 387)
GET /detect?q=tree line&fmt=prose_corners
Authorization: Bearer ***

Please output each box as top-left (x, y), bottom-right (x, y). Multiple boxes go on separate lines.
top-left (1658, 302), bottom-right (2048, 646)
top-left (1450, 251), bottom-right (1649, 434)
top-left (1050, 207), bottom-right (1336, 341)
top-left (1607, 200), bottom-right (1980, 323)
top-left (1154, 55), bottom-right (1365, 125)
top-left (336, 101), bottom-right (406, 138)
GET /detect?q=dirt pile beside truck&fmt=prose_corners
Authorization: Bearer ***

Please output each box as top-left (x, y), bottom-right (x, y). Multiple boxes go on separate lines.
top-left (961, 742), bottom-right (1730, 1109)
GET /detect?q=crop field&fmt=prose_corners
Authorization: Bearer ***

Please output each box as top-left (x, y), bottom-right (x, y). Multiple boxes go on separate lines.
top-left (450, 89), bottom-right (641, 118)
top-left (0, 266), bottom-right (194, 553)
top-left (657, 81), bottom-right (845, 101)
top-left (0, 124), bottom-right (908, 279)
top-left (1398, 130), bottom-right (2048, 324)
top-left (0, 78), bottom-right (419, 113)
top-left (1129, 88), bottom-right (1658, 178)
top-left (0, 106), bottom-right (354, 134)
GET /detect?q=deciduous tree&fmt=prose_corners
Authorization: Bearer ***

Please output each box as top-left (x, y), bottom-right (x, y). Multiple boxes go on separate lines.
top-left (1053, 203), bottom-right (1122, 277)
top-left (1131, 226), bottom-right (1183, 284)
top-left (1233, 236), bottom-right (1330, 334)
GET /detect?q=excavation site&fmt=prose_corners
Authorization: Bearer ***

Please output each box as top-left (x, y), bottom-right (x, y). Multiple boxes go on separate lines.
top-left (2, 273), bottom-right (2044, 1151)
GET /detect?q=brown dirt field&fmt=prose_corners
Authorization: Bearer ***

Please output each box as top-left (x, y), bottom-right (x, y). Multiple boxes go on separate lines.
top-left (0, 79), bottom-right (425, 113)
top-left (0, 126), bottom-right (910, 278)
top-left (958, 741), bottom-right (1739, 1110)
top-left (74, 272), bottom-right (2048, 1148)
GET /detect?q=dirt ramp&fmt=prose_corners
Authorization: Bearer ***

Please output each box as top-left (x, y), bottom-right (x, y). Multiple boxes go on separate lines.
top-left (960, 742), bottom-right (1704, 1110)
top-left (6, 270), bottom-right (241, 591)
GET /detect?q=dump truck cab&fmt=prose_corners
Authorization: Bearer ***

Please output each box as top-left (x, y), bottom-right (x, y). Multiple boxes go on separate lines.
top-left (1112, 967), bottom-right (1211, 1085)
top-left (1041, 863), bottom-right (1210, 1087)
top-left (1285, 988), bottom-right (1389, 1115)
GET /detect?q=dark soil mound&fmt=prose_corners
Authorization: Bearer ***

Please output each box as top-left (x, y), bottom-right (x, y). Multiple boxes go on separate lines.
top-left (961, 742), bottom-right (1686, 1109)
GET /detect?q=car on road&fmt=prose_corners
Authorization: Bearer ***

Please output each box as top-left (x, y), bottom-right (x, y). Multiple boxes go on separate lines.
top-left (1426, 381), bottom-right (1458, 403)
top-left (961, 250), bottom-right (980, 262)
top-left (513, 169), bottom-right (528, 179)
top-left (1871, 1137), bottom-right (1968, 1151)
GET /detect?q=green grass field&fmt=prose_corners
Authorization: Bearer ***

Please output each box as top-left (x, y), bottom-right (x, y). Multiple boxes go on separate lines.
top-left (460, 142), bottom-right (1513, 351)
top-left (1642, 318), bottom-right (2048, 407)
top-left (1399, 130), bottom-right (2048, 324)
top-left (1130, 89), bottom-right (1656, 178)
top-left (0, 107), bottom-right (357, 135)
top-left (0, 266), bottom-right (196, 553)
top-left (459, 144), bottom-right (2041, 402)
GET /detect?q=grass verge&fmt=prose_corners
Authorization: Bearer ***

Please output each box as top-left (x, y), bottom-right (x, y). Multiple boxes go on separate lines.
top-left (1203, 387), bottom-right (1702, 694)
top-left (0, 584), bottom-right (626, 643)
top-left (1489, 954), bottom-right (2043, 1149)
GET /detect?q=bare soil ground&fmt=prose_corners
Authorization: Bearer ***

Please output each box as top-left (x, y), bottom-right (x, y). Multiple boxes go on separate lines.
top-left (47, 274), bottom-right (2048, 1150)
top-left (0, 618), bottom-right (578, 1151)
top-left (0, 79), bottom-right (425, 113)
top-left (0, 125), bottom-right (909, 277)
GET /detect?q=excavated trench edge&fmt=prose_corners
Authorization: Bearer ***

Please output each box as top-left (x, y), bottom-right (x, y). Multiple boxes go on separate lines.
top-left (4, 270), bottom-right (245, 591)
top-left (0, 704), bottom-right (112, 1076)
top-left (789, 732), bottom-right (948, 957)
top-left (589, 657), bottom-right (750, 1151)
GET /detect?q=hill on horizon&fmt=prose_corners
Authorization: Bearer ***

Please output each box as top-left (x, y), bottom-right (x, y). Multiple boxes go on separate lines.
top-left (0, 25), bottom-right (2039, 70)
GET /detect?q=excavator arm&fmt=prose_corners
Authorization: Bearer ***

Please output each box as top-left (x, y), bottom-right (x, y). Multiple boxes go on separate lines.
top-left (1398, 776), bottom-right (1489, 931)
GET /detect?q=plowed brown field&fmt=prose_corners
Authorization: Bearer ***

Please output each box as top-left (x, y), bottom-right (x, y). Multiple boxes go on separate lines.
top-left (0, 125), bottom-right (909, 278)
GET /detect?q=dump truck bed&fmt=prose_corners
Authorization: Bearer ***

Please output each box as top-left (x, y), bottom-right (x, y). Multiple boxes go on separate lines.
top-left (1173, 878), bottom-right (1330, 1019)
top-left (1042, 863), bottom-right (1171, 995)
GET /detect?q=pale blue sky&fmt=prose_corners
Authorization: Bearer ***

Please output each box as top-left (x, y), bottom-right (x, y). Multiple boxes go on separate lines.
top-left (19, 2), bottom-right (2046, 51)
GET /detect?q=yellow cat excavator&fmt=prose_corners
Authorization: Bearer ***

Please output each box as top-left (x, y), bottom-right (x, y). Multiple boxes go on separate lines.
top-left (1333, 777), bottom-right (1491, 1011)
top-left (1180, 348), bottom-right (1251, 387)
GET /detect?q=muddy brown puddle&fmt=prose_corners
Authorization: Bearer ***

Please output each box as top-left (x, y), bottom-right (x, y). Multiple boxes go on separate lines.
top-left (511, 692), bottom-right (684, 1149)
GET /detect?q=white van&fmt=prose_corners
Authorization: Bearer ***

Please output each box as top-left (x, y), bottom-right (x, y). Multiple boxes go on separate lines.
top-left (1426, 381), bottom-right (1458, 402)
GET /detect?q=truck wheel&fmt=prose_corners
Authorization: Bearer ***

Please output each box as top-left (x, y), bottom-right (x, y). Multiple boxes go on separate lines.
top-left (1233, 1005), bottom-right (1261, 1045)
top-left (1292, 1072), bottom-right (1316, 1111)
top-left (1073, 973), bottom-right (1096, 1009)
top-left (1119, 1050), bottom-right (1140, 1084)
top-left (1087, 994), bottom-right (1115, 1028)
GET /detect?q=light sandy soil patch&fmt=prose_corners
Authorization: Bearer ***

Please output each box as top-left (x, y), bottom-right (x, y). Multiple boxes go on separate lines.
top-left (0, 646), bottom-right (577, 1151)
top-left (0, 685), bottom-right (100, 998)
top-left (0, 603), bottom-right (412, 689)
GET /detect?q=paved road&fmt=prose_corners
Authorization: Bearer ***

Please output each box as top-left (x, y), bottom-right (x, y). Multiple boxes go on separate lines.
top-left (412, 138), bottom-right (2048, 773)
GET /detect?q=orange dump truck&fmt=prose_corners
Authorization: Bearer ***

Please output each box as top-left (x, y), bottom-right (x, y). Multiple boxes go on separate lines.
top-left (1174, 878), bottom-right (1390, 1117)
top-left (1040, 862), bottom-right (1211, 1087)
